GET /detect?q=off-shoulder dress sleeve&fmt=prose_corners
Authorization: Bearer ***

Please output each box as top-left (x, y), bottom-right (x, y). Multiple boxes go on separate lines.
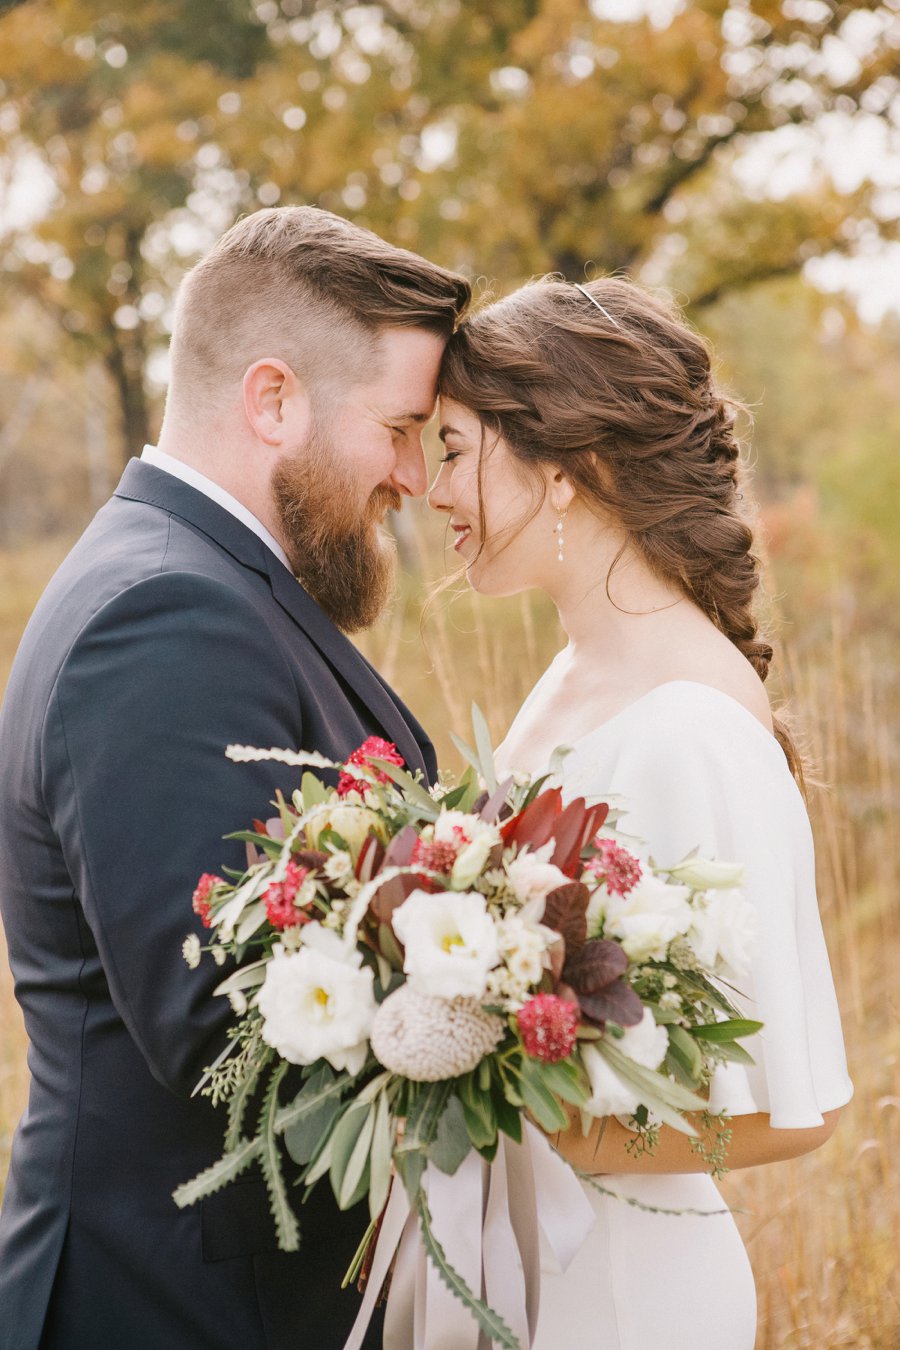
top-left (561, 682), bottom-right (853, 1129)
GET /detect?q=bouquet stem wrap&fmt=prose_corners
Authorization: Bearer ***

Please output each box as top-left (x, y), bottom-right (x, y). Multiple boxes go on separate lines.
top-left (345, 1124), bottom-right (596, 1350)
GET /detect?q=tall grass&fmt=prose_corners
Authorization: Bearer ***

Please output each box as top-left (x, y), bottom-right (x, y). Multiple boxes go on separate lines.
top-left (1, 532), bottom-right (897, 1347)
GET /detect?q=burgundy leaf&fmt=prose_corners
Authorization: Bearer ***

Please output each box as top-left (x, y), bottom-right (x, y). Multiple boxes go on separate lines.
top-left (564, 938), bottom-right (628, 993)
top-left (578, 980), bottom-right (644, 1028)
top-left (478, 777), bottom-right (515, 824)
top-left (369, 871), bottom-right (424, 926)
top-left (500, 787), bottom-right (563, 850)
top-left (354, 835), bottom-right (384, 884)
top-left (293, 849), bottom-right (330, 873)
top-left (383, 825), bottom-right (418, 868)
top-left (542, 882), bottom-right (589, 952)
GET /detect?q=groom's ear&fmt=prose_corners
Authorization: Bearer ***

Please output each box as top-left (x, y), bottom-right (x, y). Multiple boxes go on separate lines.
top-left (242, 359), bottom-right (312, 447)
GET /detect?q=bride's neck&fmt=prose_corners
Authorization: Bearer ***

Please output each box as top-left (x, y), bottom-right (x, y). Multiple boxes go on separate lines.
top-left (549, 548), bottom-right (689, 658)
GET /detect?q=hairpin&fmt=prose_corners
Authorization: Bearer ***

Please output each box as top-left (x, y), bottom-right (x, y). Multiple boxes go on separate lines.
top-left (573, 282), bottom-right (621, 329)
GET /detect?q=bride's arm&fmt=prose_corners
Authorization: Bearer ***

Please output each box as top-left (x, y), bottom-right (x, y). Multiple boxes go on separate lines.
top-left (552, 1107), bottom-right (844, 1175)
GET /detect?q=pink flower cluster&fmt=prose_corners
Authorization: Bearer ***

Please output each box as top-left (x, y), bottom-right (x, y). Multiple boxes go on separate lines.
top-left (191, 873), bottom-right (222, 929)
top-left (586, 838), bottom-right (642, 895)
top-left (336, 737), bottom-right (405, 798)
top-left (516, 994), bottom-right (580, 1063)
top-left (264, 861), bottom-right (312, 930)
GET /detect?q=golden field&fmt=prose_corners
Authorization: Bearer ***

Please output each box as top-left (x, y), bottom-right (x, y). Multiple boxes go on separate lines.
top-left (1, 523), bottom-right (897, 1349)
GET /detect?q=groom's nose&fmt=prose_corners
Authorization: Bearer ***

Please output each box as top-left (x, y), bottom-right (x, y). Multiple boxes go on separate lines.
top-left (389, 431), bottom-right (429, 499)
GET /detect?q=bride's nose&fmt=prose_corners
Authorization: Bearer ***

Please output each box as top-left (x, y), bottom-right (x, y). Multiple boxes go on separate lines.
top-left (426, 462), bottom-right (451, 512)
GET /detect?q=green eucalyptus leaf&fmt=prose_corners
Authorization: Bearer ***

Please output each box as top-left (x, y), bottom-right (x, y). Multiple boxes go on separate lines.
top-left (428, 1095), bottom-right (471, 1176)
top-left (689, 1019), bottom-right (764, 1042)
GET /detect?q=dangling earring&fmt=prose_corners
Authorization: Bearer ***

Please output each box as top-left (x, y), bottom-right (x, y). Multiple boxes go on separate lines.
top-left (555, 508), bottom-right (568, 563)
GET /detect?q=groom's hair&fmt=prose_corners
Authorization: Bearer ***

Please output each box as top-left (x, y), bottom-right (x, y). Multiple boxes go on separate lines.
top-left (167, 206), bottom-right (470, 407)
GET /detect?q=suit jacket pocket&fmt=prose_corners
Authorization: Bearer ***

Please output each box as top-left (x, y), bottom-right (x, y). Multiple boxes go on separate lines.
top-left (201, 1175), bottom-right (283, 1262)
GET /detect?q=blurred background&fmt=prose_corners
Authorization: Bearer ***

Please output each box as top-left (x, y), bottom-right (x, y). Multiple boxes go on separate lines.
top-left (1, 1), bottom-right (898, 1344)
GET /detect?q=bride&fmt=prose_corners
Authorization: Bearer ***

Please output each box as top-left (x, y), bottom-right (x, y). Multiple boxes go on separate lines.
top-left (426, 276), bottom-right (853, 1349)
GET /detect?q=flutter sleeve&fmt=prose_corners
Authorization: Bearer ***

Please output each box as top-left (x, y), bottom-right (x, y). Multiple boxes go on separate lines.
top-left (562, 684), bottom-right (853, 1129)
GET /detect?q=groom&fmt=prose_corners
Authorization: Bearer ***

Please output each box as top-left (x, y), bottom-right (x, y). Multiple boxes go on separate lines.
top-left (0, 206), bottom-right (469, 1350)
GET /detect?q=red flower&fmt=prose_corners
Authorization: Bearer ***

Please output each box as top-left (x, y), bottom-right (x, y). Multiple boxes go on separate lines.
top-left (264, 861), bottom-right (312, 930)
top-left (191, 873), bottom-right (222, 928)
top-left (409, 838), bottom-right (459, 875)
top-left (336, 736), bottom-right (405, 797)
top-left (517, 994), bottom-right (580, 1062)
top-left (586, 838), bottom-right (643, 896)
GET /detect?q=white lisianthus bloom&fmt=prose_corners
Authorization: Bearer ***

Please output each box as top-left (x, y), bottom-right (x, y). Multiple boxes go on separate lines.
top-left (582, 1009), bottom-right (670, 1116)
top-left (505, 842), bottom-right (570, 919)
top-left (687, 889), bottom-right (759, 981)
top-left (392, 889), bottom-right (500, 999)
top-left (666, 856), bottom-right (745, 890)
top-left (432, 811), bottom-right (502, 890)
top-left (256, 926), bottom-right (376, 1073)
top-left (602, 872), bottom-right (693, 962)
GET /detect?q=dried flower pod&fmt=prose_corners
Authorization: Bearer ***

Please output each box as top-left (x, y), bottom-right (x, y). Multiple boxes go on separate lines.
top-left (370, 984), bottom-right (504, 1081)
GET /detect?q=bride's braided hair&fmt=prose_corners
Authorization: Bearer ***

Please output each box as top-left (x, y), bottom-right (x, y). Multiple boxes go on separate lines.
top-left (439, 275), bottom-right (801, 778)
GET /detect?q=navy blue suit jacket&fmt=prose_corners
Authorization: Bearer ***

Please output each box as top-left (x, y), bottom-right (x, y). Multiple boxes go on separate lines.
top-left (0, 460), bottom-right (436, 1349)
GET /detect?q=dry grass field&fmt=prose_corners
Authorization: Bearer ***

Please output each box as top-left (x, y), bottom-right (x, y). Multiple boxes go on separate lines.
top-left (1, 527), bottom-right (898, 1348)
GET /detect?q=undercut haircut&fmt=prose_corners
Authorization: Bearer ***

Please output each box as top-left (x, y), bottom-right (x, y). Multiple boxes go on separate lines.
top-left (168, 205), bottom-right (471, 408)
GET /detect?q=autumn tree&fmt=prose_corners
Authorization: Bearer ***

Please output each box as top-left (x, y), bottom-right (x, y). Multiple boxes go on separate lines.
top-left (1, 0), bottom-right (898, 463)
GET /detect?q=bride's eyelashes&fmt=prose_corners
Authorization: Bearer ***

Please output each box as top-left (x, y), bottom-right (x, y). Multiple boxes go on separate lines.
top-left (439, 451), bottom-right (461, 464)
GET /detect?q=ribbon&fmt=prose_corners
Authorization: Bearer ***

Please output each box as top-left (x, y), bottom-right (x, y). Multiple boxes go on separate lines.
top-left (344, 1123), bottom-right (596, 1350)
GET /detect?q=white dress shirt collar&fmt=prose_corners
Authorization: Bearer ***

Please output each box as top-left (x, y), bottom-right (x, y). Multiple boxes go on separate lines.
top-left (140, 445), bottom-right (293, 573)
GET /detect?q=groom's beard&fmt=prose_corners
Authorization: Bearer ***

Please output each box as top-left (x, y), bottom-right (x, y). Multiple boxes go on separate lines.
top-left (272, 428), bottom-right (400, 634)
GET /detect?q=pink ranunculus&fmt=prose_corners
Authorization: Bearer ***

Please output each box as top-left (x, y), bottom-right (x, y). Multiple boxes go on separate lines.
top-left (517, 993), bottom-right (580, 1062)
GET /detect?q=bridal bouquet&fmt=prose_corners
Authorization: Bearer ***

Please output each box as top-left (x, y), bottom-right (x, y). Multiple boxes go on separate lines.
top-left (174, 713), bottom-right (761, 1349)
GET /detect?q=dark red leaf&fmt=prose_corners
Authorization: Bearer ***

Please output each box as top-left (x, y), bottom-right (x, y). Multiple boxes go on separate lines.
top-left (383, 825), bottom-right (418, 868)
top-left (564, 938), bottom-right (628, 993)
top-left (370, 871), bottom-right (424, 925)
top-left (578, 980), bottom-right (644, 1028)
top-left (500, 787), bottom-right (563, 849)
top-left (478, 777), bottom-right (515, 824)
top-left (293, 849), bottom-right (330, 873)
top-left (542, 882), bottom-right (589, 952)
top-left (354, 835), bottom-right (385, 884)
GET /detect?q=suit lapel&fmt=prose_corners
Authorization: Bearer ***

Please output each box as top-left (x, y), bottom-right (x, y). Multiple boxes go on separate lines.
top-left (115, 460), bottom-right (434, 778)
top-left (264, 559), bottom-right (432, 776)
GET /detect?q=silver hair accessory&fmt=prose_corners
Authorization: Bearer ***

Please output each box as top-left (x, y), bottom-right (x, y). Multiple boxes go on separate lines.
top-left (573, 282), bottom-right (621, 329)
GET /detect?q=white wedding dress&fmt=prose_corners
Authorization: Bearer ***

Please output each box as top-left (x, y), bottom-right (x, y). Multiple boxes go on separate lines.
top-left (503, 680), bottom-right (853, 1350)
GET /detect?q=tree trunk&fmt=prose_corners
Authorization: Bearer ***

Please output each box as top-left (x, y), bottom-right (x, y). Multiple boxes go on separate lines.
top-left (104, 329), bottom-right (150, 467)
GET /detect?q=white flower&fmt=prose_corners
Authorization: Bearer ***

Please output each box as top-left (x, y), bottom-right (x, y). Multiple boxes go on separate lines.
top-left (211, 945), bottom-right (227, 967)
top-left (582, 1010), bottom-right (670, 1117)
top-left (256, 926), bottom-right (376, 1073)
top-left (182, 934), bottom-right (202, 969)
top-left (228, 990), bottom-right (248, 1016)
top-left (496, 915), bottom-right (550, 989)
top-left (323, 848), bottom-right (353, 883)
top-left (505, 842), bottom-right (569, 918)
top-left (432, 811), bottom-right (501, 890)
top-left (600, 871), bottom-right (693, 962)
top-left (305, 801), bottom-right (384, 861)
top-left (392, 889), bottom-right (500, 999)
top-left (666, 856), bottom-right (745, 890)
top-left (687, 889), bottom-right (759, 981)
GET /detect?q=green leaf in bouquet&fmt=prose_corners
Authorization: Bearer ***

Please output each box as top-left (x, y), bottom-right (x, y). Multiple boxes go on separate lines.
top-left (370, 759), bottom-right (439, 816)
top-left (414, 1186), bottom-right (518, 1350)
top-left (666, 1025), bottom-right (704, 1087)
top-left (710, 1039), bottom-right (756, 1066)
top-left (670, 967), bottom-right (744, 1017)
top-left (214, 960), bottom-right (268, 997)
top-left (301, 772), bottom-right (330, 809)
top-left (531, 1056), bottom-right (591, 1107)
top-left (172, 1133), bottom-right (261, 1209)
top-left (457, 1074), bottom-right (498, 1151)
top-left (516, 1058), bottom-right (571, 1133)
top-left (594, 1040), bottom-right (706, 1136)
top-left (258, 1062), bottom-right (300, 1251)
top-left (428, 1095), bottom-right (472, 1176)
top-left (236, 899), bottom-right (269, 945)
top-left (280, 1064), bottom-right (347, 1166)
top-left (338, 1108), bottom-right (376, 1211)
top-left (329, 1101), bottom-right (371, 1209)
top-left (470, 704), bottom-right (499, 793)
top-left (368, 1091), bottom-right (394, 1222)
top-left (224, 829), bottom-right (285, 860)
top-left (225, 1045), bottom-right (274, 1152)
top-left (449, 732), bottom-right (484, 783)
top-left (492, 1088), bottom-right (523, 1145)
top-left (299, 1130), bottom-right (335, 1188)
top-left (376, 922), bottom-right (405, 972)
top-left (689, 1019), bottom-right (764, 1043)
